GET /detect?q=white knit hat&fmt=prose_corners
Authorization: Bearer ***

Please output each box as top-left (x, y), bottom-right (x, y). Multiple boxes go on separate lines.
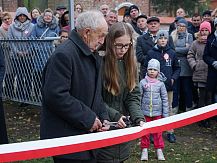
top-left (147, 59), bottom-right (160, 72)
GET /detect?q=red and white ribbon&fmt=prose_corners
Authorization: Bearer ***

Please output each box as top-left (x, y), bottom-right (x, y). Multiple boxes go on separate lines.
top-left (0, 103), bottom-right (217, 162)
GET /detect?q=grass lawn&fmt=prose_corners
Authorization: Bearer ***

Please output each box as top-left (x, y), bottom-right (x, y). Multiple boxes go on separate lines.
top-left (4, 102), bottom-right (217, 163)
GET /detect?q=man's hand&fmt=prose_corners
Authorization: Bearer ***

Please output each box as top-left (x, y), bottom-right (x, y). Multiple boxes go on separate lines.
top-left (90, 117), bottom-right (102, 132)
top-left (98, 120), bottom-right (110, 131)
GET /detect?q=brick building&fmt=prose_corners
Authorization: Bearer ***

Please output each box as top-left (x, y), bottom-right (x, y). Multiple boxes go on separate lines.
top-left (0, 0), bottom-right (185, 16)
top-left (0, 0), bottom-right (216, 17)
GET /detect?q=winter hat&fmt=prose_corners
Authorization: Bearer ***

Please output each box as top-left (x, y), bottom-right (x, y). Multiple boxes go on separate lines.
top-left (15, 7), bottom-right (30, 20)
top-left (202, 10), bottom-right (212, 17)
top-left (147, 59), bottom-right (160, 72)
top-left (56, 6), bottom-right (66, 11)
top-left (128, 5), bottom-right (139, 13)
top-left (136, 14), bottom-right (147, 22)
top-left (214, 18), bottom-right (217, 27)
top-left (175, 16), bottom-right (183, 22)
top-left (156, 30), bottom-right (169, 40)
top-left (199, 21), bottom-right (211, 33)
top-left (147, 16), bottom-right (160, 24)
top-left (177, 18), bottom-right (188, 26)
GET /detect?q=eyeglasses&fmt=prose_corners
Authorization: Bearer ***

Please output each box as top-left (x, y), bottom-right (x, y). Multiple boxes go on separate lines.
top-left (114, 42), bottom-right (132, 49)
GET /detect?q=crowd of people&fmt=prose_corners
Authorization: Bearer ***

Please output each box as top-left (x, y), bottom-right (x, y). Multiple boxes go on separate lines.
top-left (0, 2), bottom-right (217, 163)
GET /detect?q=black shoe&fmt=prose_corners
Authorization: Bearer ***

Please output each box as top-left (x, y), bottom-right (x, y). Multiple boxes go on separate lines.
top-left (167, 133), bottom-right (176, 143)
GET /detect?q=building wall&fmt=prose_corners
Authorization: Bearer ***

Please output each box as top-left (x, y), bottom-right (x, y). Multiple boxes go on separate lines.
top-left (1, 0), bottom-right (216, 16)
top-left (50, 0), bottom-right (151, 15)
top-left (210, 0), bottom-right (217, 10)
top-left (1, 0), bottom-right (18, 12)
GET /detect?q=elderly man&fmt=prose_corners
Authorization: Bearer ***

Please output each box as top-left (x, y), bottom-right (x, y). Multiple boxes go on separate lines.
top-left (40, 10), bottom-right (109, 163)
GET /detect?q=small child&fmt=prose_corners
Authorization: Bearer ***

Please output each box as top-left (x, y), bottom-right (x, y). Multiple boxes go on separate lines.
top-left (145, 30), bottom-right (180, 143)
top-left (140, 59), bottom-right (169, 161)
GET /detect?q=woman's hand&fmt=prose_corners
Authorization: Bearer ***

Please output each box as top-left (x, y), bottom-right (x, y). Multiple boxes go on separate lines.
top-left (117, 116), bottom-right (127, 128)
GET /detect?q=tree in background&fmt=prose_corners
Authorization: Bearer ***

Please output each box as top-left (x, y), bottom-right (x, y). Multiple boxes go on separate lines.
top-left (151, 0), bottom-right (211, 17)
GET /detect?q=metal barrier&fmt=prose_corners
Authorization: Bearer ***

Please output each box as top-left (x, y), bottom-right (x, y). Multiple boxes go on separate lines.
top-left (0, 38), bottom-right (59, 106)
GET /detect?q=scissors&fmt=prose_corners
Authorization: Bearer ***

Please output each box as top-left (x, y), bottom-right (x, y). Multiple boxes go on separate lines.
top-left (103, 116), bottom-right (131, 127)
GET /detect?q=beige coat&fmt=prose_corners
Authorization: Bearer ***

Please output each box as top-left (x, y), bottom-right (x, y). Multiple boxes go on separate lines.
top-left (187, 33), bottom-right (208, 83)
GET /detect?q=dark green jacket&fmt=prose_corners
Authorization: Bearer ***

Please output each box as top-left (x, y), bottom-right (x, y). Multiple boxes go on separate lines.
top-left (97, 59), bottom-right (144, 163)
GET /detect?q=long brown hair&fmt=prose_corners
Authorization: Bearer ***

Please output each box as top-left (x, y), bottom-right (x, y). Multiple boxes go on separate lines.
top-left (103, 22), bottom-right (137, 96)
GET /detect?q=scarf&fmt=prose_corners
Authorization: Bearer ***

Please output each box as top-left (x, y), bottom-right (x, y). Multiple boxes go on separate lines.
top-left (144, 75), bottom-right (159, 88)
top-left (1, 22), bottom-right (10, 31)
top-left (178, 32), bottom-right (187, 39)
top-left (13, 19), bottom-right (31, 31)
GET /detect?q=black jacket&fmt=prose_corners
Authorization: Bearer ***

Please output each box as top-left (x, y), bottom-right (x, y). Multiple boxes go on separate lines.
top-left (145, 45), bottom-right (181, 91)
top-left (40, 30), bottom-right (109, 159)
top-left (203, 33), bottom-right (217, 91)
top-left (187, 24), bottom-right (199, 40)
top-left (136, 32), bottom-right (175, 79)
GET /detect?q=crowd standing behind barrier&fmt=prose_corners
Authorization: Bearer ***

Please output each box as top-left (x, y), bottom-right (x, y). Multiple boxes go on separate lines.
top-left (0, 6), bottom-right (215, 109)
top-left (0, 4), bottom-right (216, 158)
top-left (0, 38), bottom-right (56, 105)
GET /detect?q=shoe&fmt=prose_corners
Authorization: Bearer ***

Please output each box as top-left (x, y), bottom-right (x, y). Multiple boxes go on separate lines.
top-left (167, 133), bottom-right (176, 143)
top-left (141, 148), bottom-right (148, 161)
top-left (156, 149), bottom-right (165, 161)
top-left (172, 106), bottom-right (179, 115)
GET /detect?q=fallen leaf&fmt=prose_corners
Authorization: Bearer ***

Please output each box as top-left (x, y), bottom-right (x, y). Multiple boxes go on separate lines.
top-left (202, 147), bottom-right (209, 151)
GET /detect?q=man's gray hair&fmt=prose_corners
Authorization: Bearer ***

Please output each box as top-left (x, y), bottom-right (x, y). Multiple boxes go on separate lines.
top-left (76, 10), bottom-right (106, 30)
